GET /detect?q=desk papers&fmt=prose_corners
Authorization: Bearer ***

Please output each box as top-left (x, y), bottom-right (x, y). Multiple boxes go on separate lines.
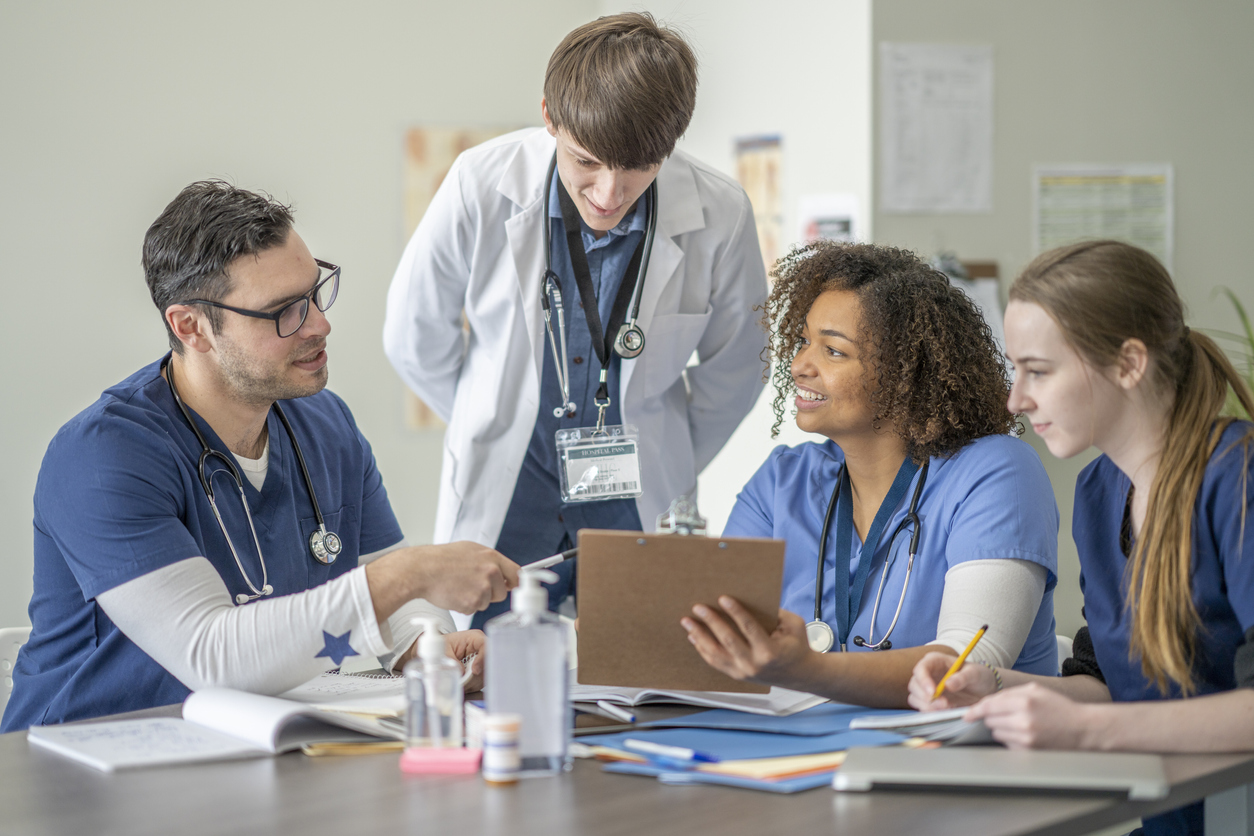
top-left (26, 676), bottom-right (406, 772)
top-left (849, 706), bottom-right (994, 745)
top-left (571, 682), bottom-right (823, 717)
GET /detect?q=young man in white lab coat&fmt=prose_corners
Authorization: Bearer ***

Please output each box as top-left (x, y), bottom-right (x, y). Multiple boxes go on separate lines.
top-left (384, 13), bottom-right (767, 626)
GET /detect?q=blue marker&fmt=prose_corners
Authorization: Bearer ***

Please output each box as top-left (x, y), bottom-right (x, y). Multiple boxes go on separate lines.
top-left (622, 738), bottom-right (720, 763)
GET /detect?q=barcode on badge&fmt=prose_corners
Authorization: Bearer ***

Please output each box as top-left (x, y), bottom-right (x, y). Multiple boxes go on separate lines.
top-left (582, 481), bottom-right (639, 495)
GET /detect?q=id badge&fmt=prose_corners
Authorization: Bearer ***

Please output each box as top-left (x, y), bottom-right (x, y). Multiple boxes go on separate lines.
top-left (555, 424), bottom-right (643, 503)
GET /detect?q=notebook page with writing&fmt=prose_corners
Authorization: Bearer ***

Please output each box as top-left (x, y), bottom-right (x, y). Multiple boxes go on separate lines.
top-left (26, 719), bottom-right (265, 772)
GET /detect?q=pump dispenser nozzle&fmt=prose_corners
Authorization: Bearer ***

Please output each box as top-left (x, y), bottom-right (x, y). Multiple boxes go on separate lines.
top-left (411, 616), bottom-right (447, 663)
top-left (513, 568), bottom-right (559, 615)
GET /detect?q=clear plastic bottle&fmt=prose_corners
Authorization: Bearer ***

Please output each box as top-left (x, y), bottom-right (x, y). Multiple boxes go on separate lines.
top-left (484, 568), bottom-right (571, 776)
top-left (403, 618), bottom-right (464, 749)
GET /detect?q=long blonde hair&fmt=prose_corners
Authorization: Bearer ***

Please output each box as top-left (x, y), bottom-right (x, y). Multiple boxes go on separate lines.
top-left (1011, 240), bottom-right (1254, 694)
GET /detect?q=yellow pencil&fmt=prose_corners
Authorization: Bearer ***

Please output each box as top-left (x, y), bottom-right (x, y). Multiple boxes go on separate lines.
top-left (932, 624), bottom-right (989, 700)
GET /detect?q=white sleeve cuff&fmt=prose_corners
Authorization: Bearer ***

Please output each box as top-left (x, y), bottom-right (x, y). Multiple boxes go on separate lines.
top-left (933, 559), bottom-right (1047, 669)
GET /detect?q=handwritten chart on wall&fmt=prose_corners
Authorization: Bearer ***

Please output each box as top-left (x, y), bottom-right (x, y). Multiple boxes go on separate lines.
top-left (879, 43), bottom-right (993, 214)
top-left (1033, 164), bottom-right (1174, 271)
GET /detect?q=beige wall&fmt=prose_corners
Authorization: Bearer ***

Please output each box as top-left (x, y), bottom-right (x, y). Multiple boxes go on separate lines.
top-left (0, 0), bottom-right (597, 627)
top-left (872, 0), bottom-right (1254, 637)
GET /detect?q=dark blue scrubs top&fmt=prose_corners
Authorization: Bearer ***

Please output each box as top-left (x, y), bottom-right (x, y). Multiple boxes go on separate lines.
top-left (478, 176), bottom-right (647, 627)
top-left (1073, 420), bottom-right (1254, 836)
top-left (2, 357), bottom-right (403, 732)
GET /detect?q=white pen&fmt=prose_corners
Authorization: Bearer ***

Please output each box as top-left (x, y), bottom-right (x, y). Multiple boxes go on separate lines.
top-left (595, 700), bottom-right (636, 724)
top-left (523, 547), bottom-right (578, 573)
top-left (622, 738), bottom-right (719, 763)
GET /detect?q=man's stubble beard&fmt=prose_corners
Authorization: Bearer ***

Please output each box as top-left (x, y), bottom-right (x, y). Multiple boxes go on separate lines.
top-left (215, 334), bottom-right (328, 407)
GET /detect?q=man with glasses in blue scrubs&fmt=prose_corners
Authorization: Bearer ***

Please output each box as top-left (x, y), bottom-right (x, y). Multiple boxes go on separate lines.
top-left (2, 181), bottom-right (519, 732)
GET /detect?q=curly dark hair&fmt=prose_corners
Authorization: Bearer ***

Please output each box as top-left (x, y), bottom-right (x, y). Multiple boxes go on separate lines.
top-left (763, 240), bottom-right (1019, 461)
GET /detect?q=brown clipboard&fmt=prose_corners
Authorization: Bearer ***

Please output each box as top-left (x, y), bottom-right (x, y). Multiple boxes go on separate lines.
top-left (575, 529), bottom-right (785, 693)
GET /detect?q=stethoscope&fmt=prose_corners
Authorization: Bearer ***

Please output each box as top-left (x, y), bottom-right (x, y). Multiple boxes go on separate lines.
top-left (163, 358), bottom-right (343, 604)
top-left (540, 154), bottom-right (658, 417)
top-left (806, 460), bottom-right (930, 653)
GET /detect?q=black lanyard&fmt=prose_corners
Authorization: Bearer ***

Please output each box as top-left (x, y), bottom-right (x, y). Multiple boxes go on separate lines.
top-left (821, 458), bottom-right (921, 648)
top-left (554, 175), bottom-right (649, 403)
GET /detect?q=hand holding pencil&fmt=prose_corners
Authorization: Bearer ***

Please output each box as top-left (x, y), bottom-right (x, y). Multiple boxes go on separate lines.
top-left (905, 626), bottom-right (1000, 711)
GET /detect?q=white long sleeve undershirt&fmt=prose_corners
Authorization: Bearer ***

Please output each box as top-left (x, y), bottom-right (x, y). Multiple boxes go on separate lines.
top-left (96, 542), bottom-right (454, 695)
top-left (931, 558), bottom-right (1048, 668)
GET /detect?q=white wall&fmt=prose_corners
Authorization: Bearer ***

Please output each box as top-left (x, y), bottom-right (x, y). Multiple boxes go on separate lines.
top-left (872, 0), bottom-right (1254, 637)
top-left (0, 0), bottom-right (598, 627)
top-left (602, 0), bottom-right (873, 532)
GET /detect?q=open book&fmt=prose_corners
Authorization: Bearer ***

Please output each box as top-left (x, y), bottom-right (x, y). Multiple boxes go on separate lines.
top-left (570, 682), bottom-right (825, 717)
top-left (847, 706), bottom-right (994, 745)
top-left (27, 675), bottom-right (407, 772)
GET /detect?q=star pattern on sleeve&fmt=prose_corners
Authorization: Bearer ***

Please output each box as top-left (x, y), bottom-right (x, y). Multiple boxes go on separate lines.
top-left (314, 630), bottom-right (360, 666)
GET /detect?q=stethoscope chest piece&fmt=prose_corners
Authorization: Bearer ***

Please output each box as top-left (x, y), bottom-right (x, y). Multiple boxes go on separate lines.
top-left (805, 620), bottom-right (835, 653)
top-left (613, 323), bottom-right (646, 359)
top-left (310, 526), bottom-right (343, 565)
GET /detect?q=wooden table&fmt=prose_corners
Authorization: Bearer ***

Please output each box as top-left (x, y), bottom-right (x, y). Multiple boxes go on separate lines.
top-left (2, 706), bottom-right (1253, 836)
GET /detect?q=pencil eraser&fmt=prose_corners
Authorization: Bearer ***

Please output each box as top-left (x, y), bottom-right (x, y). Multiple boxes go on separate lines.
top-left (399, 747), bottom-right (483, 775)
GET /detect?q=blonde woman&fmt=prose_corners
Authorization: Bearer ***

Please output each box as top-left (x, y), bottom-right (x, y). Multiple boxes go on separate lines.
top-left (908, 240), bottom-right (1254, 836)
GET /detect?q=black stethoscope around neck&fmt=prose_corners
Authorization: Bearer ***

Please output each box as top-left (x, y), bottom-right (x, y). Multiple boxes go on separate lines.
top-left (807, 459), bottom-right (930, 653)
top-left (540, 153), bottom-right (658, 417)
top-left (163, 357), bottom-right (342, 604)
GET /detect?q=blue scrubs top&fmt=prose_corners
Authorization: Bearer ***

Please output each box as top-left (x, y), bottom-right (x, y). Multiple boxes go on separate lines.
top-left (724, 434), bottom-right (1059, 674)
top-left (2, 357), bottom-right (403, 732)
top-left (1072, 421), bottom-right (1254, 836)
top-left (479, 176), bottom-right (647, 627)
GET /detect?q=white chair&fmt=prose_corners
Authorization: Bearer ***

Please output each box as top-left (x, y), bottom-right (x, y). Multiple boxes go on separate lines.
top-left (1056, 633), bottom-right (1073, 676)
top-left (0, 626), bottom-right (32, 718)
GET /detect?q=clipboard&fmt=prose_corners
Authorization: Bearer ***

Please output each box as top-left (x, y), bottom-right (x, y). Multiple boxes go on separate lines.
top-left (575, 528), bottom-right (785, 694)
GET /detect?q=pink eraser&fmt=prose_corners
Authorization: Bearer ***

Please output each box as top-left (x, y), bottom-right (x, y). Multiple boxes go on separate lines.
top-left (399, 747), bottom-right (484, 775)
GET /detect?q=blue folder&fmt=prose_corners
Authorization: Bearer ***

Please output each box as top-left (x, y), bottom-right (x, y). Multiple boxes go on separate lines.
top-left (603, 761), bottom-right (837, 793)
top-left (579, 727), bottom-right (905, 761)
top-left (640, 703), bottom-right (905, 736)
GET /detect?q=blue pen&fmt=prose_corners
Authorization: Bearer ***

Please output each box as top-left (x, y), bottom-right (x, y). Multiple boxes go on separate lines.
top-left (622, 738), bottom-right (720, 763)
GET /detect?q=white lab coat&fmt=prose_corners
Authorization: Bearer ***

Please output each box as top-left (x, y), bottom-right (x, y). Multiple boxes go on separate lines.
top-left (384, 128), bottom-right (767, 548)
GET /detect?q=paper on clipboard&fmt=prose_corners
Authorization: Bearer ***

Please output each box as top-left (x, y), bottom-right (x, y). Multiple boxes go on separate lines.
top-left (575, 529), bottom-right (785, 694)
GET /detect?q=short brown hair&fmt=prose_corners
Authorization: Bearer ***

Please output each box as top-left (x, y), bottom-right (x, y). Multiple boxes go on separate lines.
top-left (143, 180), bottom-right (293, 353)
top-left (764, 241), bottom-right (1019, 461)
top-left (544, 12), bottom-right (697, 170)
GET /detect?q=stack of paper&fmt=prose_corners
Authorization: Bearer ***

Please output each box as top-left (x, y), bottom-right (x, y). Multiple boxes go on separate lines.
top-left (570, 683), bottom-right (825, 716)
top-left (848, 706), bottom-right (993, 745)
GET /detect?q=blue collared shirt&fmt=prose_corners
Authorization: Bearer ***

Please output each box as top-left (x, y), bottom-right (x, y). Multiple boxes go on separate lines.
top-left (475, 176), bottom-right (648, 625)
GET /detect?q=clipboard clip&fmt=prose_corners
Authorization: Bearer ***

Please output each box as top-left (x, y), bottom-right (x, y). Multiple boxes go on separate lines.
top-left (655, 495), bottom-right (707, 537)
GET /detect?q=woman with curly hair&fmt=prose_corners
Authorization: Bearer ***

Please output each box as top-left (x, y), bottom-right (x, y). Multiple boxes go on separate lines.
top-left (681, 241), bottom-right (1059, 707)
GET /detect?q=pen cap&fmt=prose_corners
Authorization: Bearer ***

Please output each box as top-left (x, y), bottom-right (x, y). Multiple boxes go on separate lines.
top-left (513, 568), bottom-right (559, 615)
top-left (412, 617), bottom-right (447, 663)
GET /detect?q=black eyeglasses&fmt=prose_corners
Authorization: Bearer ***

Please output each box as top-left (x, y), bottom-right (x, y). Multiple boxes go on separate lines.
top-left (184, 259), bottom-right (340, 338)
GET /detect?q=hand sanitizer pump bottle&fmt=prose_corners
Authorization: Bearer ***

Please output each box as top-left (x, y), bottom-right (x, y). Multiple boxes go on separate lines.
top-left (484, 569), bottom-right (571, 775)
top-left (404, 618), bottom-right (464, 749)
